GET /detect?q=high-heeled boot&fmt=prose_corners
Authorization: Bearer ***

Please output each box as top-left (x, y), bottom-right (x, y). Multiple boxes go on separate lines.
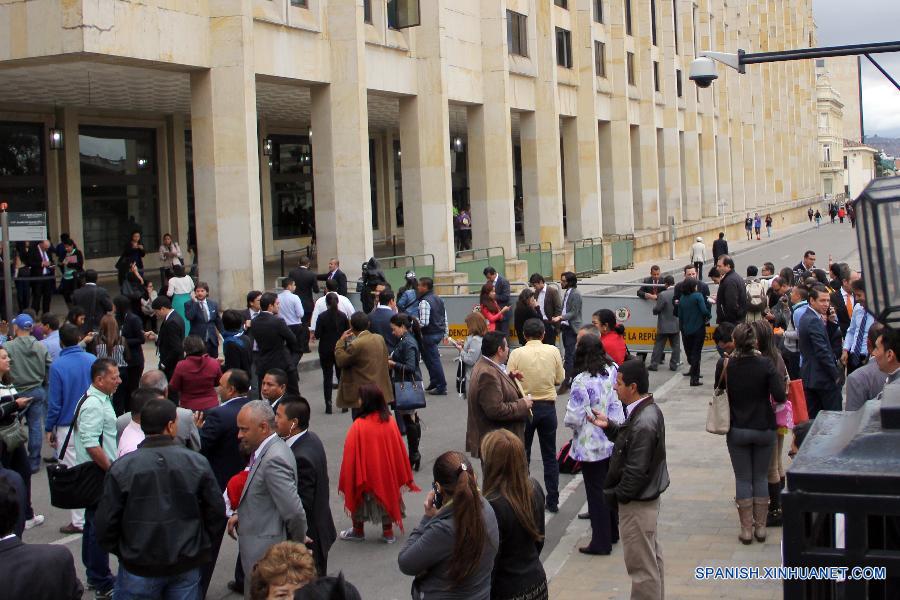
top-left (406, 417), bottom-right (421, 471)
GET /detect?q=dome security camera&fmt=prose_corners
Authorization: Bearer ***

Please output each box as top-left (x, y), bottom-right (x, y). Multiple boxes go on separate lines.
top-left (689, 57), bottom-right (719, 88)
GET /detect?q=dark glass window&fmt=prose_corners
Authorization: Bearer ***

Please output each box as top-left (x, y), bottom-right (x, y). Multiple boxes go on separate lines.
top-left (651, 0), bottom-right (658, 45)
top-left (507, 10), bottom-right (528, 57)
top-left (594, 0), bottom-right (603, 23)
top-left (653, 61), bottom-right (660, 91)
top-left (369, 139), bottom-right (378, 229)
top-left (673, 0), bottom-right (679, 54)
top-left (393, 140), bottom-right (404, 227)
top-left (626, 52), bottom-right (636, 85)
top-left (0, 121), bottom-right (47, 215)
top-left (625, 0), bottom-right (633, 36)
top-left (79, 126), bottom-right (158, 259)
top-left (364, 0), bottom-right (372, 24)
top-left (387, 0), bottom-right (421, 29)
top-left (595, 41), bottom-right (606, 77)
top-left (554, 0), bottom-right (568, 8)
top-left (556, 28), bottom-right (573, 68)
top-left (676, 68), bottom-right (683, 97)
top-left (289, 0), bottom-right (307, 6)
top-left (269, 134), bottom-right (315, 240)
top-left (184, 130), bottom-right (196, 252)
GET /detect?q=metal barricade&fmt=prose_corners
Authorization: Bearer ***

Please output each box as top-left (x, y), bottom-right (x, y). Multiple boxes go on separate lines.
top-left (454, 246), bottom-right (505, 284)
top-left (608, 234), bottom-right (635, 271)
top-left (572, 237), bottom-right (604, 275)
top-left (378, 254), bottom-right (435, 290)
top-left (517, 241), bottom-right (552, 278)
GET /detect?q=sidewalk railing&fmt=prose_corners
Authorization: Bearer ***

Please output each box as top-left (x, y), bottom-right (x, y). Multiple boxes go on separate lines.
top-left (279, 245), bottom-right (313, 277)
top-left (607, 234), bottom-right (635, 271)
top-left (377, 253), bottom-right (435, 291)
top-left (572, 237), bottom-right (604, 276)
top-left (455, 246), bottom-right (505, 284)
top-left (517, 241), bottom-right (552, 278)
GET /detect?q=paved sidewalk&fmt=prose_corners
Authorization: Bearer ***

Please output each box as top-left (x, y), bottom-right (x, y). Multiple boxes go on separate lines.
top-left (547, 353), bottom-right (786, 600)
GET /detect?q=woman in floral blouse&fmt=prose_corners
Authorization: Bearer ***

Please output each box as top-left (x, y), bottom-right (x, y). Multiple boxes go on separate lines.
top-left (563, 330), bottom-right (625, 555)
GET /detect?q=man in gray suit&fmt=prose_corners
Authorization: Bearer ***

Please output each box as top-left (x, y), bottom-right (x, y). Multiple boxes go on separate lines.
top-left (229, 401), bottom-right (307, 596)
top-left (649, 276), bottom-right (681, 371)
top-left (553, 272), bottom-right (582, 393)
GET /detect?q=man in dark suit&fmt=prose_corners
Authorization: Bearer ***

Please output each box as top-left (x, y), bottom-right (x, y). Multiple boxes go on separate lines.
top-left (484, 266), bottom-right (511, 337)
top-left (317, 258), bottom-right (348, 297)
top-left (250, 292), bottom-right (300, 396)
top-left (637, 265), bottom-right (662, 301)
top-left (530, 273), bottom-right (561, 347)
top-left (196, 369), bottom-right (252, 596)
top-left (829, 264), bottom-right (857, 337)
top-left (27, 239), bottom-right (55, 314)
top-left (368, 289), bottom-right (397, 352)
top-left (184, 281), bottom-right (223, 357)
top-left (0, 478), bottom-right (84, 600)
top-left (149, 296), bottom-right (185, 386)
top-left (799, 286), bottom-right (843, 419)
top-left (276, 397), bottom-right (336, 575)
top-left (289, 255), bottom-right (319, 328)
top-left (72, 269), bottom-right (113, 333)
top-left (712, 232), bottom-right (729, 264)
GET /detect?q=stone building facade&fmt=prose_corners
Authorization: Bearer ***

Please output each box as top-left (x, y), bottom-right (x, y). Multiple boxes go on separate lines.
top-left (0, 0), bottom-right (821, 308)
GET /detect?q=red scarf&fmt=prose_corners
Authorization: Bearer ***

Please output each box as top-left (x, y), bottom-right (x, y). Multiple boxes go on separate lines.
top-left (338, 413), bottom-right (421, 531)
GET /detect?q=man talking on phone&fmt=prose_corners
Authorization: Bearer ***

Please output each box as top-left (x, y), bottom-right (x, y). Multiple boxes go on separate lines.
top-left (798, 285), bottom-right (843, 419)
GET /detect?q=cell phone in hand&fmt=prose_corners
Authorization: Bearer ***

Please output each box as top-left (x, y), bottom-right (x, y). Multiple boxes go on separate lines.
top-left (432, 482), bottom-right (443, 509)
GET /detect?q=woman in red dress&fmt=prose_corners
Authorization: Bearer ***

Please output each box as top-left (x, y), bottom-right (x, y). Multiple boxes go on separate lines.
top-left (591, 309), bottom-right (629, 365)
top-left (338, 384), bottom-right (420, 544)
top-left (479, 282), bottom-right (509, 333)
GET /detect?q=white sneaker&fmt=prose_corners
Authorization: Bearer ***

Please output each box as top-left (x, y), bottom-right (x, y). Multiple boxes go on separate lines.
top-left (25, 515), bottom-right (45, 529)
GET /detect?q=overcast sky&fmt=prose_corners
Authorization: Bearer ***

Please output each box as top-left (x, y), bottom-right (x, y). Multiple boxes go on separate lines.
top-left (814, 0), bottom-right (900, 138)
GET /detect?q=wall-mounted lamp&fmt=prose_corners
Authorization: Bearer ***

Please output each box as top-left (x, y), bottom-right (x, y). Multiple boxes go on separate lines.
top-left (453, 137), bottom-right (463, 151)
top-left (263, 138), bottom-right (273, 156)
top-left (136, 158), bottom-right (149, 169)
top-left (49, 128), bottom-right (64, 150)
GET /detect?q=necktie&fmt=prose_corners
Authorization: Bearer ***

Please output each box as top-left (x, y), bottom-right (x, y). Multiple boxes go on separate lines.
top-left (202, 301), bottom-right (209, 321)
top-left (845, 293), bottom-right (853, 318)
top-left (853, 311), bottom-right (868, 355)
top-left (328, 271), bottom-right (334, 280)
top-left (40, 249), bottom-right (48, 274)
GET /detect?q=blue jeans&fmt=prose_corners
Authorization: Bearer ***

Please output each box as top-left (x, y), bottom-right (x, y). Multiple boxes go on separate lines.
top-left (421, 333), bottom-right (446, 392)
top-left (525, 401), bottom-right (559, 507)
top-left (83, 506), bottom-right (114, 593)
top-left (23, 386), bottom-right (47, 474)
top-left (116, 566), bottom-right (202, 600)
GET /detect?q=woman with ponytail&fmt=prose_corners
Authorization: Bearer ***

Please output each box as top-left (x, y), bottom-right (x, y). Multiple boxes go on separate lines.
top-left (481, 429), bottom-right (548, 600)
top-left (398, 451), bottom-right (499, 600)
top-left (591, 308), bottom-right (628, 365)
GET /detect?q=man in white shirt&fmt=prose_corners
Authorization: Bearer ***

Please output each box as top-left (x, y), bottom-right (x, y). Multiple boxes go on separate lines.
top-left (116, 388), bottom-right (165, 458)
top-left (278, 279), bottom-right (307, 362)
top-left (310, 279), bottom-right (355, 333)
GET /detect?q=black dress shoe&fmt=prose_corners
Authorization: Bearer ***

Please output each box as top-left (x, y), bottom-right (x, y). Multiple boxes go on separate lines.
top-left (578, 546), bottom-right (611, 556)
top-left (545, 503), bottom-right (559, 514)
top-left (227, 580), bottom-right (244, 595)
top-left (690, 380), bottom-right (703, 387)
top-left (578, 512), bottom-right (591, 520)
top-left (325, 404), bottom-right (333, 414)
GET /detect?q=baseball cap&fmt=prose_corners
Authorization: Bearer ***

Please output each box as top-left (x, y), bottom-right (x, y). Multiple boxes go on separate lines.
top-left (405, 270), bottom-right (416, 279)
top-left (12, 314), bottom-right (34, 329)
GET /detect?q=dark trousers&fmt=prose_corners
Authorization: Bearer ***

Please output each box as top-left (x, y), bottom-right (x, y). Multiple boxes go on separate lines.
top-left (693, 261), bottom-right (704, 275)
top-left (542, 322), bottom-right (558, 347)
top-left (14, 279), bottom-right (30, 313)
top-left (804, 385), bottom-right (843, 420)
top-left (421, 333), bottom-right (447, 392)
top-left (561, 325), bottom-right (577, 383)
top-left (204, 337), bottom-right (219, 359)
top-left (30, 278), bottom-right (52, 313)
top-left (83, 506), bottom-right (115, 592)
top-left (582, 458), bottom-right (618, 552)
top-left (60, 278), bottom-right (78, 305)
top-left (0, 442), bottom-right (33, 519)
top-left (319, 354), bottom-right (340, 407)
top-left (682, 329), bottom-right (705, 380)
top-left (524, 401), bottom-right (559, 507)
top-left (782, 349), bottom-right (801, 380)
top-left (650, 332), bottom-right (681, 369)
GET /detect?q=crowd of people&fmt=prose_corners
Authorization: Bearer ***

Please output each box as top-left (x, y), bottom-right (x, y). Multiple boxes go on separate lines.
top-left (1, 222), bottom-right (897, 600)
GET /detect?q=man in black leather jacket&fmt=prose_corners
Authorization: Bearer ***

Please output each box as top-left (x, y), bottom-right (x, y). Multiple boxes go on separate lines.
top-left (95, 398), bottom-right (226, 597)
top-left (592, 359), bottom-right (669, 600)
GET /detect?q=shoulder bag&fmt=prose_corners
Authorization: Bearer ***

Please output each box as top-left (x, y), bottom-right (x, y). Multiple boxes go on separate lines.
top-left (706, 358), bottom-right (731, 435)
top-left (0, 410), bottom-right (28, 452)
top-left (393, 344), bottom-right (427, 411)
top-left (46, 394), bottom-right (107, 509)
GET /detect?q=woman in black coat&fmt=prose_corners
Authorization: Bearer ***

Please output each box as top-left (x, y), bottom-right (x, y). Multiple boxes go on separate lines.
top-left (388, 313), bottom-right (424, 471)
top-left (513, 288), bottom-right (542, 346)
top-left (314, 292), bottom-right (349, 415)
top-left (113, 295), bottom-right (146, 406)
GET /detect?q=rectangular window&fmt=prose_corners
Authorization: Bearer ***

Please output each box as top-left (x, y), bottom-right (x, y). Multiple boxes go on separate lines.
top-left (815, 58), bottom-right (825, 68)
top-left (269, 134), bottom-right (315, 240)
top-left (823, 145), bottom-right (831, 162)
top-left (554, 0), bottom-right (568, 7)
top-left (507, 10), bottom-right (528, 57)
top-left (594, 0), bottom-right (603, 23)
top-left (79, 126), bottom-right (159, 258)
top-left (556, 28), bottom-right (573, 68)
top-left (651, 0), bottom-right (658, 46)
top-left (625, 0), bottom-right (633, 36)
top-left (653, 61), bottom-right (660, 91)
top-left (364, 0), bottom-right (372, 24)
top-left (692, 5), bottom-right (698, 57)
top-left (824, 178), bottom-right (833, 195)
top-left (676, 68), bottom-right (683, 97)
top-left (595, 41), bottom-right (606, 77)
top-left (844, 155), bottom-right (848, 169)
top-left (289, 0), bottom-right (307, 7)
top-left (0, 121), bottom-right (47, 216)
top-left (626, 51), bottom-right (635, 85)
top-left (672, 0), bottom-right (679, 54)
top-left (387, 0), bottom-right (421, 29)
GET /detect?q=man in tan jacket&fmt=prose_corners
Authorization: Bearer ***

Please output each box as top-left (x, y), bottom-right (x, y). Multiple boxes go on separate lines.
top-left (335, 312), bottom-right (393, 415)
top-left (507, 318), bottom-right (565, 511)
top-left (465, 331), bottom-right (533, 459)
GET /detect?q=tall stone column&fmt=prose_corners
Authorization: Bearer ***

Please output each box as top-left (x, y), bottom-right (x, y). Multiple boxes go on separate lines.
top-left (310, 0), bottom-right (372, 281)
top-left (467, 0), bottom-right (515, 257)
top-left (189, 1), bottom-right (264, 308)
top-left (165, 115), bottom-right (190, 245)
top-left (632, 0), bottom-right (660, 231)
top-left (520, 0), bottom-right (564, 248)
top-left (57, 107), bottom-right (83, 244)
top-left (657, 0), bottom-right (682, 224)
top-left (696, 5), bottom-right (718, 219)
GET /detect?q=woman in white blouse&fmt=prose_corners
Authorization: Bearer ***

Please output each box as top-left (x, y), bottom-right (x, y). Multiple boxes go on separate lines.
top-left (166, 264), bottom-right (194, 336)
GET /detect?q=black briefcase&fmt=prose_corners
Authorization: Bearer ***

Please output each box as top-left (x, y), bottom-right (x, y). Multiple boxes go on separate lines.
top-left (46, 394), bottom-right (106, 509)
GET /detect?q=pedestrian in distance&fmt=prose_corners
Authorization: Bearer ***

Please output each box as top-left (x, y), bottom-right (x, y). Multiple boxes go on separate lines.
top-left (744, 213), bottom-right (753, 240)
top-left (814, 210), bottom-right (822, 228)
top-left (313, 293), bottom-right (349, 414)
top-left (690, 237), bottom-right (707, 275)
top-left (765, 213), bottom-right (773, 238)
top-left (388, 313), bottom-right (425, 471)
top-left (554, 272), bottom-right (582, 393)
top-left (712, 232), bottom-right (729, 265)
top-left (184, 281), bottom-right (224, 358)
top-left (591, 359), bottom-right (669, 600)
top-left (397, 451), bottom-right (499, 600)
top-left (165, 264), bottom-right (195, 337)
top-left (649, 276), bottom-right (681, 372)
top-left (416, 277), bottom-right (450, 395)
top-left (753, 213), bottom-right (762, 240)
top-left (807, 207), bottom-right (814, 223)
top-left (287, 255), bottom-right (320, 329)
top-left (338, 384), bottom-right (420, 544)
top-left (715, 323), bottom-right (786, 544)
top-left (563, 331), bottom-right (624, 556)
top-left (679, 278), bottom-right (711, 387)
top-left (481, 429), bottom-right (548, 600)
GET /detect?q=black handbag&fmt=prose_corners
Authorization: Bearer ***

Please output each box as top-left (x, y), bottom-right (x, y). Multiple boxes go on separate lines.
top-left (46, 394), bottom-right (107, 510)
top-left (394, 379), bottom-right (427, 411)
